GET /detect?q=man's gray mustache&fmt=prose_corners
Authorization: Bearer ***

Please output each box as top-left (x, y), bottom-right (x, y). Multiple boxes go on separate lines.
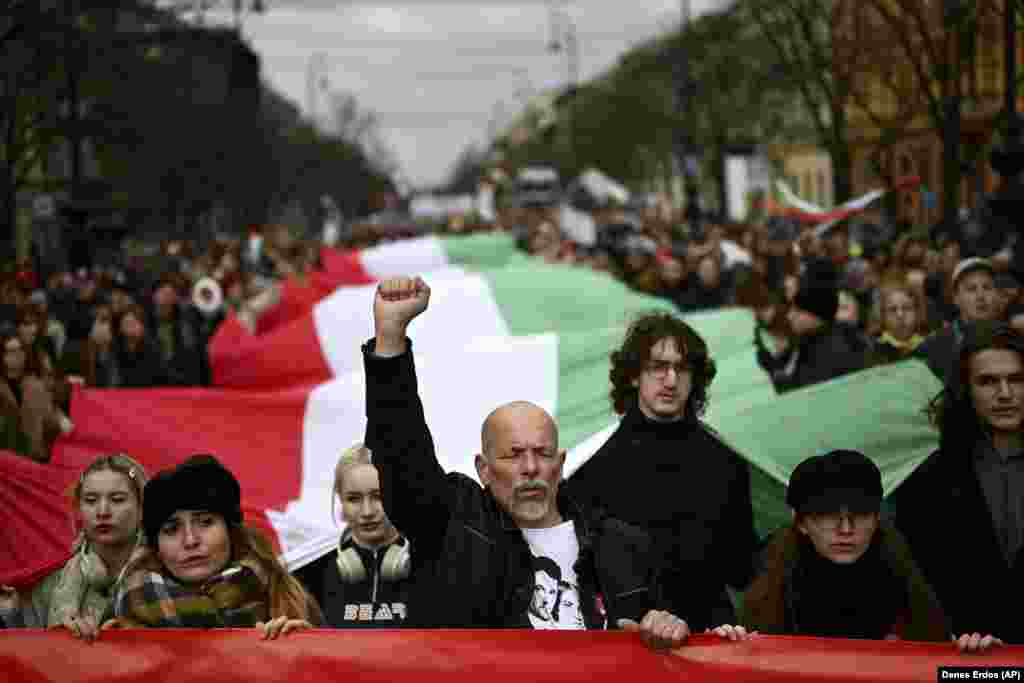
top-left (514, 480), bottom-right (551, 497)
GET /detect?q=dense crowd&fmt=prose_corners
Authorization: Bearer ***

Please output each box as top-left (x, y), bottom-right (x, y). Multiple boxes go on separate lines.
top-left (0, 224), bottom-right (324, 461)
top-left (1, 170), bottom-right (1021, 660)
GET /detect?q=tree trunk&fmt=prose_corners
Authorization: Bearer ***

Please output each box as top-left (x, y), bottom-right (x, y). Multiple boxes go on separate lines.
top-left (942, 95), bottom-right (962, 234)
top-left (0, 168), bottom-right (16, 263)
top-left (830, 106), bottom-right (854, 204)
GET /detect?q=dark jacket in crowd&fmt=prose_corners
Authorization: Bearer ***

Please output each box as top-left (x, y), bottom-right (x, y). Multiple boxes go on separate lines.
top-left (755, 323), bottom-right (866, 394)
top-left (913, 323), bottom-right (960, 382)
top-left (891, 443), bottom-right (1024, 643)
top-left (677, 278), bottom-right (732, 312)
top-left (564, 402), bottom-right (758, 630)
top-left (60, 340), bottom-right (119, 388)
top-left (363, 339), bottom-right (664, 629)
top-left (294, 539), bottom-right (413, 629)
top-left (675, 267), bottom-right (736, 312)
top-left (189, 305), bottom-right (226, 386)
top-left (114, 337), bottom-right (169, 388)
top-left (148, 305), bottom-right (205, 387)
top-left (743, 524), bottom-right (948, 641)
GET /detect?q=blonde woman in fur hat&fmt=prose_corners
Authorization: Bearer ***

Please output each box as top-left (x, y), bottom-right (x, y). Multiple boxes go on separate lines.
top-left (294, 443), bottom-right (413, 628)
top-left (0, 453), bottom-right (147, 640)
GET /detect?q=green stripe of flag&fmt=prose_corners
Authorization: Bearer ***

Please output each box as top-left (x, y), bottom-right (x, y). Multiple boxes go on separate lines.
top-left (440, 233), bottom-right (941, 537)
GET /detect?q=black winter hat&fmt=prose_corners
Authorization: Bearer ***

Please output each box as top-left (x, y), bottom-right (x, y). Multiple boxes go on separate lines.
top-left (143, 454), bottom-right (243, 546)
top-left (786, 449), bottom-right (883, 515)
top-left (793, 259), bottom-right (840, 323)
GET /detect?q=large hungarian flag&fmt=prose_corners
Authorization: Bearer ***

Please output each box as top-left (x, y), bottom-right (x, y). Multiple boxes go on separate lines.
top-left (1, 233), bottom-right (942, 586)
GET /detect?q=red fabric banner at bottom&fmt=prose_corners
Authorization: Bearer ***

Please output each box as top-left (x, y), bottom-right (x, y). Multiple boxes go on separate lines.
top-left (1, 630), bottom-right (1023, 683)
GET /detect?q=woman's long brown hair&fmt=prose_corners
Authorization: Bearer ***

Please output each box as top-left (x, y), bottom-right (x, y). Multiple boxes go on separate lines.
top-left (229, 524), bottom-right (323, 624)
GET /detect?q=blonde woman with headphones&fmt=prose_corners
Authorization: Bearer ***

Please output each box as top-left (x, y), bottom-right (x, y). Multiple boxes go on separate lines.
top-left (294, 444), bottom-right (412, 628)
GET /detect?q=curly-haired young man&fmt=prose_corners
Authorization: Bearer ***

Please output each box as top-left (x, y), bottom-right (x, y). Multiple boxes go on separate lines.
top-left (565, 312), bottom-right (759, 630)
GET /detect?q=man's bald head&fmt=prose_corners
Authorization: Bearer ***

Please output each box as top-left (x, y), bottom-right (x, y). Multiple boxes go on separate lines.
top-left (481, 401), bottom-right (559, 461)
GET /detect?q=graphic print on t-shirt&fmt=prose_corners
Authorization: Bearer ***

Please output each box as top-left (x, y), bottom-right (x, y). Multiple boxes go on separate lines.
top-left (522, 521), bottom-right (585, 630)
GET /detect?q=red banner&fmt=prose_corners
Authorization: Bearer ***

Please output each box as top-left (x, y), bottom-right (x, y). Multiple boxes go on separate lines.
top-left (1, 630), bottom-right (1022, 683)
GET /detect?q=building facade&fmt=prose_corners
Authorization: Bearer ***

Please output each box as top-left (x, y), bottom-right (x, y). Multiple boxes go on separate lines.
top-left (836, 0), bottom-right (1021, 228)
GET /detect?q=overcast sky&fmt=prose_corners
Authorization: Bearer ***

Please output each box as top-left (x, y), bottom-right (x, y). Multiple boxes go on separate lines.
top-left (202, 0), bottom-right (726, 190)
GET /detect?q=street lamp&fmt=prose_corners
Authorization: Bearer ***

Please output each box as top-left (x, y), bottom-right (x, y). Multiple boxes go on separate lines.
top-left (547, 1), bottom-right (579, 172)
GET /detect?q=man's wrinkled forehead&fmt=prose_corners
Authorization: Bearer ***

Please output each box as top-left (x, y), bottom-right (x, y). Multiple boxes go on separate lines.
top-left (498, 413), bottom-right (557, 448)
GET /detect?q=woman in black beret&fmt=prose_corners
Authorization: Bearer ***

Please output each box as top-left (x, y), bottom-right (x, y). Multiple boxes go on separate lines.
top-left (710, 450), bottom-right (997, 650)
top-left (104, 454), bottom-right (321, 638)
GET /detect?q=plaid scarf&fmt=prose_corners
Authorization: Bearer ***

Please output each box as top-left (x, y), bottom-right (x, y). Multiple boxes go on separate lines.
top-left (108, 547), bottom-right (270, 628)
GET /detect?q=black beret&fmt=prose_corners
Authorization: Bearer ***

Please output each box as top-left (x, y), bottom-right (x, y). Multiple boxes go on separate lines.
top-left (786, 450), bottom-right (883, 514)
top-left (143, 455), bottom-right (242, 546)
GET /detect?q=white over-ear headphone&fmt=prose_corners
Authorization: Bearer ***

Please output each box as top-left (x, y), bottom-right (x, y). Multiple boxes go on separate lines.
top-left (335, 530), bottom-right (411, 584)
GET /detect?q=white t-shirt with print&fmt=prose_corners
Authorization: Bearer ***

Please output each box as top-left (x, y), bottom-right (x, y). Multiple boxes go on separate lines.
top-left (522, 521), bottom-right (585, 630)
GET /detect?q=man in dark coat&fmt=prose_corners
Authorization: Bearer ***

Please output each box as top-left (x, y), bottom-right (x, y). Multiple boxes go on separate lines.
top-left (148, 278), bottom-right (204, 387)
top-left (565, 312), bottom-right (759, 630)
top-left (914, 257), bottom-right (1001, 382)
top-left (891, 321), bottom-right (1024, 643)
top-left (362, 276), bottom-right (689, 649)
top-left (755, 258), bottom-right (865, 393)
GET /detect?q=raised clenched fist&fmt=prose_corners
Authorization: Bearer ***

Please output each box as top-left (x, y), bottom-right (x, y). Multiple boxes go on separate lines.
top-left (373, 276), bottom-right (430, 356)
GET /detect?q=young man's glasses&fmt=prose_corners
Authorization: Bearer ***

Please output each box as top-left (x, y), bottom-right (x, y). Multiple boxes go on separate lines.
top-left (643, 360), bottom-right (689, 379)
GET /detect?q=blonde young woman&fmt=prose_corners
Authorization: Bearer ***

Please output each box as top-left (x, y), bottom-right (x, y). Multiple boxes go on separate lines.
top-left (294, 444), bottom-right (413, 628)
top-left (106, 455), bottom-right (321, 638)
top-left (0, 454), bottom-right (147, 640)
top-left (868, 278), bottom-right (928, 366)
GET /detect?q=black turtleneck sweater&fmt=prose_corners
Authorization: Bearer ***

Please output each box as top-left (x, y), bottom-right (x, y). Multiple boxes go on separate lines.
top-left (565, 403), bottom-right (759, 630)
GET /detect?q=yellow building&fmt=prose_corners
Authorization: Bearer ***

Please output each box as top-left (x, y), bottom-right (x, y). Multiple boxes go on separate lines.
top-left (837, 0), bottom-right (1022, 228)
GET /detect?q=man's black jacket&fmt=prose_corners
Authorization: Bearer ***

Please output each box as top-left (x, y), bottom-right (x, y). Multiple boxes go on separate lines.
top-left (756, 324), bottom-right (865, 394)
top-left (891, 446), bottom-right (1024, 643)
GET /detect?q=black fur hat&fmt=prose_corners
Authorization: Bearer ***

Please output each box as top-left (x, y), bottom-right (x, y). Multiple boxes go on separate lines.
top-left (143, 455), bottom-right (242, 546)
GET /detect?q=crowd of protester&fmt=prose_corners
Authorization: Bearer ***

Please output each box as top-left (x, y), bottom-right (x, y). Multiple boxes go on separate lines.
top-left (0, 224), bottom-right (324, 462)
top-left (468, 168), bottom-right (1021, 396)
top-left (1, 166), bottom-right (1022, 659)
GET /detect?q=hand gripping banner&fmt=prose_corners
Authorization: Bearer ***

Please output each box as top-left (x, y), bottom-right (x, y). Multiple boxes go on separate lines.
top-left (2, 631), bottom-right (1024, 683)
